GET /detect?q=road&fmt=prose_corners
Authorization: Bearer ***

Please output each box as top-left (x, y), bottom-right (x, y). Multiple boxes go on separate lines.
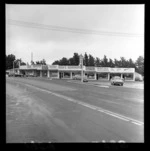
top-left (6, 77), bottom-right (144, 142)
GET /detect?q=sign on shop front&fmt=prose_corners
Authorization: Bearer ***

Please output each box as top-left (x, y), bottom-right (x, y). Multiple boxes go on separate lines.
top-left (68, 66), bottom-right (81, 70)
top-left (85, 67), bottom-right (95, 71)
top-left (48, 65), bottom-right (58, 69)
top-left (59, 66), bottom-right (67, 69)
top-left (110, 68), bottom-right (134, 73)
top-left (96, 67), bottom-right (110, 72)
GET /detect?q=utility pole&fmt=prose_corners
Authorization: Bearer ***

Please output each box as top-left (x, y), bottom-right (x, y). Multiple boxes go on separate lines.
top-left (31, 52), bottom-right (33, 65)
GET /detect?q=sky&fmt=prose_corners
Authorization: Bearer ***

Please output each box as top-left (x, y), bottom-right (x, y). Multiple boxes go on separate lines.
top-left (6, 4), bottom-right (144, 65)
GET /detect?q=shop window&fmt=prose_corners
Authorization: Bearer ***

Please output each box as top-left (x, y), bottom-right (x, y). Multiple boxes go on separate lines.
top-left (123, 73), bottom-right (133, 80)
top-left (98, 73), bottom-right (108, 79)
top-left (110, 73), bottom-right (121, 78)
top-left (42, 71), bottom-right (47, 77)
top-left (64, 72), bottom-right (71, 78)
top-left (51, 71), bottom-right (58, 77)
top-left (86, 72), bottom-right (95, 79)
top-left (72, 72), bottom-right (81, 77)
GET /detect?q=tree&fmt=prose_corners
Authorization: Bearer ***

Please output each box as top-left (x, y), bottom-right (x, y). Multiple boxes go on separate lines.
top-left (6, 54), bottom-right (16, 70)
top-left (120, 57), bottom-right (127, 67)
top-left (128, 58), bottom-right (135, 68)
top-left (84, 52), bottom-right (89, 66)
top-left (108, 58), bottom-right (115, 67)
top-left (41, 59), bottom-right (46, 65)
top-left (88, 54), bottom-right (95, 66)
top-left (135, 56), bottom-right (144, 76)
top-left (101, 55), bottom-right (108, 67)
top-left (35, 59), bottom-right (46, 65)
top-left (72, 53), bottom-right (79, 65)
top-left (52, 60), bottom-right (60, 65)
top-left (36, 61), bottom-right (40, 65)
top-left (6, 54), bottom-right (27, 69)
top-left (114, 58), bottom-right (121, 67)
top-left (59, 57), bottom-right (69, 65)
top-left (95, 57), bottom-right (101, 67)
top-left (21, 62), bottom-right (26, 65)
top-left (68, 57), bottom-right (75, 65)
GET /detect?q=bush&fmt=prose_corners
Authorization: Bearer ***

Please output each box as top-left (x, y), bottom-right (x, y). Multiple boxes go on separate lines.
top-left (135, 77), bottom-right (143, 81)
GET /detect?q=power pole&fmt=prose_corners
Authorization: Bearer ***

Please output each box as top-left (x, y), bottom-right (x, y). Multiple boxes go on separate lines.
top-left (31, 52), bottom-right (33, 65)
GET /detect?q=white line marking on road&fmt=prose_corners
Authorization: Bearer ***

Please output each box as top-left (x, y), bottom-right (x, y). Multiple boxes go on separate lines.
top-left (10, 81), bottom-right (143, 126)
top-left (131, 121), bottom-right (143, 126)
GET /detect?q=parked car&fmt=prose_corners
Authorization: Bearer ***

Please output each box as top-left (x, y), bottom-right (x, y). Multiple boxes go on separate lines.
top-left (110, 76), bottom-right (124, 86)
top-left (8, 72), bottom-right (23, 77)
top-left (26, 73), bottom-right (37, 77)
top-left (72, 75), bottom-right (88, 82)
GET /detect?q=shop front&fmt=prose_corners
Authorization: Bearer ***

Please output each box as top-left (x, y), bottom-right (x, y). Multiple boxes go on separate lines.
top-left (109, 68), bottom-right (135, 81)
top-left (96, 67), bottom-right (110, 80)
top-left (122, 73), bottom-right (134, 80)
top-left (97, 72), bottom-right (109, 80)
top-left (85, 67), bottom-right (96, 80)
top-left (50, 70), bottom-right (59, 78)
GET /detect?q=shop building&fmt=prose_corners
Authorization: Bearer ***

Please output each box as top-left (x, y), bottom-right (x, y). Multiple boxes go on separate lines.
top-left (18, 64), bottom-right (135, 81)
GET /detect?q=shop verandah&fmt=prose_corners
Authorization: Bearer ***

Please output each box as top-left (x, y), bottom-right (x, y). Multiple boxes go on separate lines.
top-left (19, 65), bottom-right (135, 81)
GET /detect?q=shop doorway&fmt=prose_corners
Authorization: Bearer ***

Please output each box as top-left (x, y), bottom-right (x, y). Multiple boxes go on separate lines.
top-left (59, 72), bottom-right (63, 79)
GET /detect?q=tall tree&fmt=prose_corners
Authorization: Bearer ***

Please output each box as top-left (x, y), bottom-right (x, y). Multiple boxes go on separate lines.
top-left (6, 54), bottom-right (16, 70)
top-left (72, 53), bottom-right (79, 65)
top-left (128, 58), bottom-right (135, 68)
top-left (52, 60), bottom-right (59, 65)
top-left (95, 57), bottom-right (101, 67)
top-left (59, 57), bottom-right (69, 65)
top-left (101, 55), bottom-right (108, 67)
top-left (120, 57), bottom-right (127, 67)
top-left (88, 54), bottom-right (95, 66)
top-left (35, 59), bottom-right (46, 65)
top-left (68, 57), bottom-right (75, 65)
top-left (108, 58), bottom-right (115, 67)
top-left (135, 56), bottom-right (144, 75)
top-left (41, 59), bottom-right (46, 65)
top-left (114, 58), bottom-right (120, 67)
top-left (84, 52), bottom-right (89, 66)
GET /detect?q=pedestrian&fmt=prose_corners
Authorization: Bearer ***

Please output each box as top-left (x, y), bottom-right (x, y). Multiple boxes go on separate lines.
top-left (123, 75), bottom-right (125, 81)
top-left (109, 75), bottom-right (112, 81)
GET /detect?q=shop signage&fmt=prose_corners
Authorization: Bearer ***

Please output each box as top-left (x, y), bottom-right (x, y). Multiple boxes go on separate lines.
top-left (110, 68), bottom-right (134, 73)
top-left (51, 71), bottom-right (58, 77)
top-left (85, 67), bottom-right (95, 71)
top-left (59, 66), bottom-right (67, 70)
top-left (96, 67), bottom-right (110, 72)
top-left (68, 66), bottom-right (81, 70)
top-left (48, 65), bottom-right (58, 70)
top-left (42, 65), bottom-right (48, 70)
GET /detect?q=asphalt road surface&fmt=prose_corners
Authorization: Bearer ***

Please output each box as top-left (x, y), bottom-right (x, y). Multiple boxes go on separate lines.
top-left (6, 77), bottom-right (144, 143)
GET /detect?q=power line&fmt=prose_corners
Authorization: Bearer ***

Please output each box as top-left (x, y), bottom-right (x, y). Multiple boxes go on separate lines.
top-left (6, 19), bottom-right (144, 38)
